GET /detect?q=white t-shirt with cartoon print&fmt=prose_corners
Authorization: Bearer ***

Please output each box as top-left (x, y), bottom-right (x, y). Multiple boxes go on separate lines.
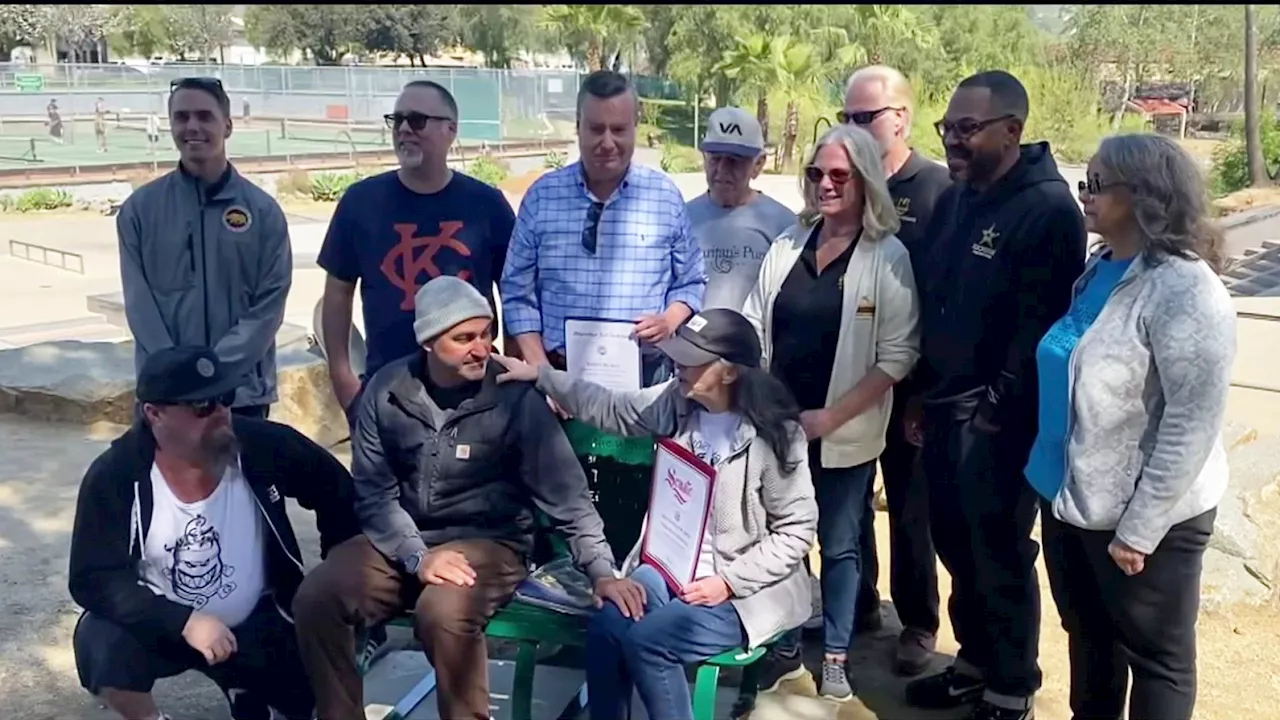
top-left (139, 461), bottom-right (267, 628)
top-left (688, 410), bottom-right (741, 580)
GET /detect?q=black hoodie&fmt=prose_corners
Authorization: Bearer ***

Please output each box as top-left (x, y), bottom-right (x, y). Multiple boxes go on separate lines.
top-left (67, 417), bottom-right (361, 642)
top-left (914, 142), bottom-right (1086, 427)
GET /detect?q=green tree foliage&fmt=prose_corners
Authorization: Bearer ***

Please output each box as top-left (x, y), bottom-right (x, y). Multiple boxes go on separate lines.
top-left (244, 5), bottom-right (364, 65)
top-left (458, 5), bottom-right (541, 69)
top-left (537, 5), bottom-right (644, 72)
top-left (361, 6), bottom-right (461, 67)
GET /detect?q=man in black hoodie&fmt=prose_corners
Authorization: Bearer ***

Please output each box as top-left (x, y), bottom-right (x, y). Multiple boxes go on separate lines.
top-left (903, 71), bottom-right (1086, 720)
top-left (68, 346), bottom-right (361, 720)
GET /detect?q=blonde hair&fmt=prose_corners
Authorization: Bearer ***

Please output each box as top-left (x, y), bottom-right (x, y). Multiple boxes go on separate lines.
top-left (845, 65), bottom-right (915, 139)
top-left (798, 123), bottom-right (901, 240)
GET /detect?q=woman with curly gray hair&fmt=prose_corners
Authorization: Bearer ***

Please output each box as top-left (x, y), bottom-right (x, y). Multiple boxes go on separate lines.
top-left (1025, 133), bottom-right (1234, 720)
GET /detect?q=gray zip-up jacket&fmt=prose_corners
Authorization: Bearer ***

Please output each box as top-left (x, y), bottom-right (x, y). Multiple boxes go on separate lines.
top-left (1051, 250), bottom-right (1235, 554)
top-left (537, 366), bottom-right (818, 649)
top-left (117, 165), bottom-right (291, 408)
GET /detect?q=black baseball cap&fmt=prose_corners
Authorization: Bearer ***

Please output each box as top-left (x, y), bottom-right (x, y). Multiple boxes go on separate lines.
top-left (658, 309), bottom-right (762, 368)
top-left (136, 346), bottom-right (241, 405)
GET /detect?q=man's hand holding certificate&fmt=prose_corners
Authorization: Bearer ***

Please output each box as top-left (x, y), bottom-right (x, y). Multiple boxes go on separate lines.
top-left (641, 439), bottom-right (717, 593)
top-left (564, 318), bottom-right (642, 392)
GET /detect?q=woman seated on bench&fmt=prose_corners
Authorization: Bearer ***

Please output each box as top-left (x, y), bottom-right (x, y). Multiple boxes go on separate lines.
top-left (493, 308), bottom-right (818, 720)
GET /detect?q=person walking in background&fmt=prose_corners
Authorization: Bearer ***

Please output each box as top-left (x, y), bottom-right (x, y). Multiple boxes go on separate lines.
top-left (904, 71), bottom-right (1086, 720)
top-left (95, 97), bottom-right (109, 153)
top-left (842, 64), bottom-right (953, 676)
top-left (500, 70), bottom-right (707, 388)
top-left (317, 79), bottom-right (515, 420)
top-left (493, 308), bottom-right (818, 720)
top-left (1030, 134), bottom-right (1234, 720)
top-left (118, 77), bottom-right (291, 420)
top-left (744, 123), bottom-right (920, 703)
top-left (686, 107), bottom-right (796, 310)
top-left (47, 98), bottom-right (64, 144)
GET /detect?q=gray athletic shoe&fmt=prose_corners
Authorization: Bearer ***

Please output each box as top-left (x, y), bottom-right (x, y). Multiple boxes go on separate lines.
top-left (818, 660), bottom-right (855, 702)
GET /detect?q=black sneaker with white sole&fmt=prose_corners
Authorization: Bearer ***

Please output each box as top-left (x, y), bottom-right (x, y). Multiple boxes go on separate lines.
top-left (967, 699), bottom-right (1035, 720)
top-left (904, 666), bottom-right (986, 709)
top-left (756, 649), bottom-right (809, 694)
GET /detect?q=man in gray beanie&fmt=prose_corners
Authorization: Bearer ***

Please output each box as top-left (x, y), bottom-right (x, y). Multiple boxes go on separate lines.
top-left (292, 276), bottom-right (644, 720)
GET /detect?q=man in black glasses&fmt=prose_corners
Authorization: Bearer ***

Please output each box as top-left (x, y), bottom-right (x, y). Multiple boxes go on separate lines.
top-left (117, 76), bottom-right (292, 420)
top-left (903, 71), bottom-right (1085, 720)
top-left (841, 64), bottom-right (951, 676)
top-left (69, 346), bottom-right (360, 720)
top-left (317, 79), bottom-right (515, 420)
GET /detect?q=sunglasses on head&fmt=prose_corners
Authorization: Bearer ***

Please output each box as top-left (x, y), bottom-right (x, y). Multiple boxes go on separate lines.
top-left (804, 165), bottom-right (853, 185)
top-left (168, 391), bottom-right (236, 418)
top-left (581, 201), bottom-right (605, 254)
top-left (170, 76), bottom-right (225, 95)
top-left (837, 106), bottom-right (902, 126)
top-left (384, 111), bottom-right (454, 131)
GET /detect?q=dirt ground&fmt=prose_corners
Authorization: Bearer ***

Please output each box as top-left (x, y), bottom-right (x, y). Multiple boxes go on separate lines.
top-left (0, 418), bottom-right (1278, 720)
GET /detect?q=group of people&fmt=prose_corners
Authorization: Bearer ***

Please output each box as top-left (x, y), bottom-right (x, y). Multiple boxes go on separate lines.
top-left (74, 62), bottom-right (1234, 720)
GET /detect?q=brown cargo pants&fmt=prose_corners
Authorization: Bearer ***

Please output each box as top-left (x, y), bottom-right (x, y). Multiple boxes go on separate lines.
top-left (292, 535), bottom-right (527, 720)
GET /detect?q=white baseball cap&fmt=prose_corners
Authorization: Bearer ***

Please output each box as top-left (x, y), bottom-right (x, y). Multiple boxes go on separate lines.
top-left (700, 107), bottom-right (765, 158)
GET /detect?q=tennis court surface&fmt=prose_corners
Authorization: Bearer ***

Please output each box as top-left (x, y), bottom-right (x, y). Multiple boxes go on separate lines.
top-left (0, 116), bottom-right (409, 171)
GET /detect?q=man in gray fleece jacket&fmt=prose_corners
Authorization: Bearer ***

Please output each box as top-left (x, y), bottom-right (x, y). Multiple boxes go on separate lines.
top-left (119, 77), bottom-right (291, 417)
top-left (292, 276), bottom-right (639, 720)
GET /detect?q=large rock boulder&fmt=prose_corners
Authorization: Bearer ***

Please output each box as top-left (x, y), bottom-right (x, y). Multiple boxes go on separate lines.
top-left (0, 336), bottom-right (348, 448)
top-left (1203, 422), bottom-right (1280, 608)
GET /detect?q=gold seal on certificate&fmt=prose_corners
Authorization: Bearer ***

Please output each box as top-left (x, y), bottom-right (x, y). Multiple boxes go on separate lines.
top-left (641, 438), bottom-right (717, 592)
top-left (564, 317), bottom-right (642, 392)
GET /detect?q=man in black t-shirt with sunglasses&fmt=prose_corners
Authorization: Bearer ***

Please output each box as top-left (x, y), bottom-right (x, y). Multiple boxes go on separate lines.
top-left (317, 80), bottom-right (516, 419)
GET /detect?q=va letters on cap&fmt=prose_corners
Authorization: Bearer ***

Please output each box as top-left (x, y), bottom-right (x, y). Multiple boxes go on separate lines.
top-left (719, 122), bottom-right (743, 136)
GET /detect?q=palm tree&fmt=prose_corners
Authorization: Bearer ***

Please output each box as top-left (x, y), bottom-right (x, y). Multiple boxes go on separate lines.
top-left (772, 37), bottom-right (832, 172)
top-left (1245, 4), bottom-right (1269, 186)
top-left (538, 5), bottom-right (644, 72)
top-left (717, 35), bottom-right (779, 144)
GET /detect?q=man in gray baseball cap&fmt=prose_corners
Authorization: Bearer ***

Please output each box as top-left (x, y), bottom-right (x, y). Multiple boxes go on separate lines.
top-left (687, 107), bottom-right (797, 311)
top-left (293, 275), bottom-right (641, 720)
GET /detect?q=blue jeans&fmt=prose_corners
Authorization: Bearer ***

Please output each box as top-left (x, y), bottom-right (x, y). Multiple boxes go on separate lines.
top-left (586, 564), bottom-right (746, 720)
top-left (777, 457), bottom-right (876, 656)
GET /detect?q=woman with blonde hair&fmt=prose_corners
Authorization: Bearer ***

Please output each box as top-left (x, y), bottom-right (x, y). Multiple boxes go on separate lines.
top-left (743, 122), bottom-right (920, 702)
top-left (1027, 132), bottom-right (1234, 720)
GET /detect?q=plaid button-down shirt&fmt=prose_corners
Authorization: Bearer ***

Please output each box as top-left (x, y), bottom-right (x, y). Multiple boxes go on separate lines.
top-left (500, 162), bottom-right (707, 353)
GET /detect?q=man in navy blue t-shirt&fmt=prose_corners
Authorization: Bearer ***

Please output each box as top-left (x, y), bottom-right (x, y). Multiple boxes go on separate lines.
top-left (317, 80), bottom-right (515, 412)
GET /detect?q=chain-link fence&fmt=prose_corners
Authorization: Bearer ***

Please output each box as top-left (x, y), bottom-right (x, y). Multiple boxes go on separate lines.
top-left (0, 63), bottom-right (587, 142)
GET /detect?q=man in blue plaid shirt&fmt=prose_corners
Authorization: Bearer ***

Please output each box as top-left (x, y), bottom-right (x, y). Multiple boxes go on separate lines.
top-left (500, 71), bottom-right (707, 389)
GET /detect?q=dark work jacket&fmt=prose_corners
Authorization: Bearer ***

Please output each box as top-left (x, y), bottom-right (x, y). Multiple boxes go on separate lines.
top-left (914, 142), bottom-right (1087, 428)
top-left (67, 418), bottom-right (361, 642)
top-left (351, 353), bottom-right (617, 583)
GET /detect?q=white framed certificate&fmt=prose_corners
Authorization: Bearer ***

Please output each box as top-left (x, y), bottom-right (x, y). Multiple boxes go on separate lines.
top-left (641, 438), bottom-right (717, 593)
top-left (564, 317), bottom-right (642, 392)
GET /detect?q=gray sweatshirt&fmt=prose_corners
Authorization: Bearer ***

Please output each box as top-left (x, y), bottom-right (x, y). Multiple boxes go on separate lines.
top-left (117, 165), bottom-right (291, 407)
top-left (1051, 251), bottom-right (1235, 554)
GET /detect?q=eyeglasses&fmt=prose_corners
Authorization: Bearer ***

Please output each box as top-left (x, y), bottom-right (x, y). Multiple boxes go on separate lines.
top-left (170, 391), bottom-right (235, 418)
top-left (582, 201), bottom-right (605, 254)
top-left (804, 165), bottom-right (853, 185)
top-left (1078, 173), bottom-right (1128, 196)
top-left (933, 114), bottom-right (1016, 140)
top-left (384, 111), bottom-right (454, 131)
top-left (838, 107), bottom-right (903, 125)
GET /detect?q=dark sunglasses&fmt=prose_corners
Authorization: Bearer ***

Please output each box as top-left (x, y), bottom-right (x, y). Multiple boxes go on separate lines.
top-left (837, 106), bottom-right (902, 125)
top-left (170, 76), bottom-right (224, 94)
top-left (582, 201), bottom-right (605, 254)
top-left (933, 114), bottom-right (1016, 140)
top-left (1078, 173), bottom-right (1127, 196)
top-left (384, 111), bottom-right (454, 131)
top-left (169, 391), bottom-right (236, 418)
top-left (804, 165), bottom-right (853, 185)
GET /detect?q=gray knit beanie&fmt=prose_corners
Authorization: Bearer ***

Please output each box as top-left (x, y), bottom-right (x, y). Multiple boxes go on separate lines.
top-left (412, 276), bottom-right (494, 344)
